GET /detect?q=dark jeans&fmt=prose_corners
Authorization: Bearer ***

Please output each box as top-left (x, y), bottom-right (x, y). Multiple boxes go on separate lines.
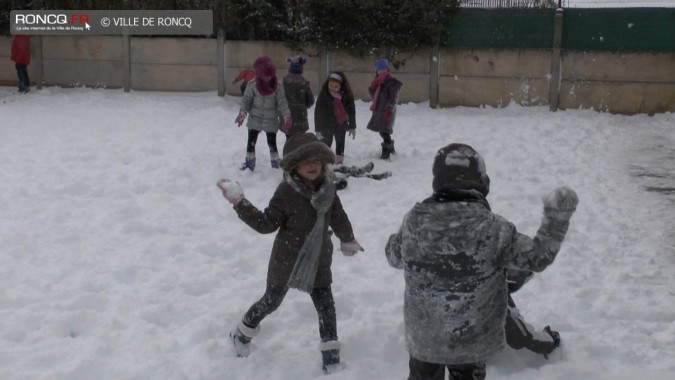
top-left (319, 129), bottom-right (347, 156)
top-left (246, 129), bottom-right (278, 154)
top-left (242, 283), bottom-right (338, 342)
top-left (15, 63), bottom-right (29, 92)
top-left (408, 356), bottom-right (486, 380)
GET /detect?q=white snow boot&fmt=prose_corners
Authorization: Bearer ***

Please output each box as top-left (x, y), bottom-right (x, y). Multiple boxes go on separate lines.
top-left (320, 340), bottom-right (344, 374)
top-left (229, 321), bottom-right (260, 357)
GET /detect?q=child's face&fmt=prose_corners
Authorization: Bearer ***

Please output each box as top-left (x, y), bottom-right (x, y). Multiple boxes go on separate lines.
top-left (295, 158), bottom-right (323, 182)
top-left (328, 79), bottom-right (341, 93)
top-left (376, 69), bottom-right (389, 77)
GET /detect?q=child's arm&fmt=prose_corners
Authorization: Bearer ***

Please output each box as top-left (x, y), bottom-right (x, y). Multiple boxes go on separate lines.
top-left (385, 226), bottom-right (404, 269)
top-left (233, 190), bottom-right (286, 234)
top-left (504, 186), bottom-right (578, 273)
top-left (329, 195), bottom-right (355, 243)
top-left (217, 179), bottom-right (285, 234)
top-left (304, 82), bottom-right (315, 109)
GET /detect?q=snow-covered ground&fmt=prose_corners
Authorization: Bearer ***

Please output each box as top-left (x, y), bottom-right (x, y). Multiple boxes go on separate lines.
top-left (567, 0), bottom-right (675, 7)
top-left (1, 87), bottom-right (674, 380)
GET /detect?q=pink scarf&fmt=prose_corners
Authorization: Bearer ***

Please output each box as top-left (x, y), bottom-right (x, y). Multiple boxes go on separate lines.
top-left (330, 91), bottom-right (349, 124)
top-left (369, 73), bottom-right (390, 111)
top-left (256, 76), bottom-right (278, 96)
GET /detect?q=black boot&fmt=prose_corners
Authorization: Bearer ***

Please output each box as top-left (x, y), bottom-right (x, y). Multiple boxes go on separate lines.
top-left (379, 140), bottom-right (395, 160)
top-left (320, 340), bottom-right (343, 374)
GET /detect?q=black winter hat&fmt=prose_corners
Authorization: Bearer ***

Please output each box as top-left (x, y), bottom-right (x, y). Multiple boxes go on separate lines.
top-left (432, 143), bottom-right (490, 196)
top-left (280, 133), bottom-right (335, 172)
top-left (287, 56), bottom-right (306, 74)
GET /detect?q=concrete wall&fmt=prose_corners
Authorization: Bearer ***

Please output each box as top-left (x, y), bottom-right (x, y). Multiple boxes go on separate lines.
top-left (1, 36), bottom-right (673, 114)
top-left (440, 49), bottom-right (552, 107)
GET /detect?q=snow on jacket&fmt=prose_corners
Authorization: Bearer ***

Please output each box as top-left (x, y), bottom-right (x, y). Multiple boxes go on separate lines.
top-left (366, 76), bottom-right (402, 134)
top-left (233, 174), bottom-right (354, 289)
top-left (11, 35), bottom-right (32, 65)
top-left (314, 90), bottom-right (356, 135)
top-left (282, 73), bottom-right (315, 136)
top-left (240, 78), bottom-right (291, 133)
top-left (385, 196), bottom-right (570, 365)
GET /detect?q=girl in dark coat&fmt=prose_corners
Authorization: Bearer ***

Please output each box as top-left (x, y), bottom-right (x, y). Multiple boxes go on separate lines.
top-left (217, 132), bottom-right (364, 373)
top-left (314, 71), bottom-right (357, 165)
top-left (367, 58), bottom-right (402, 159)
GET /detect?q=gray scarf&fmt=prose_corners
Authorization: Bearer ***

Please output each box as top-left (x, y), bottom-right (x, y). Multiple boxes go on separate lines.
top-left (284, 171), bottom-right (336, 292)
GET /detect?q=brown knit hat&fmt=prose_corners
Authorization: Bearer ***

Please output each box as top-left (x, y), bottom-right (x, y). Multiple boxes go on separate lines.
top-left (280, 133), bottom-right (335, 172)
top-left (432, 143), bottom-right (490, 196)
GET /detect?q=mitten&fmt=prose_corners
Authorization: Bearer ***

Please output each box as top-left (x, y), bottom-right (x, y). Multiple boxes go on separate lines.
top-left (281, 116), bottom-right (293, 134)
top-left (340, 239), bottom-right (364, 256)
top-left (235, 110), bottom-right (247, 127)
top-left (348, 129), bottom-right (356, 139)
top-left (543, 186), bottom-right (578, 222)
top-left (383, 108), bottom-right (393, 124)
top-left (216, 179), bottom-right (245, 205)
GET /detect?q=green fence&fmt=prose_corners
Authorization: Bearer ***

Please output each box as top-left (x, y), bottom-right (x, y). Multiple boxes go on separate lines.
top-left (563, 8), bottom-right (675, 52)
top-left (443, 9), bottom-right (555, 49)
top-left (442, 8), bottom-right (675, 52)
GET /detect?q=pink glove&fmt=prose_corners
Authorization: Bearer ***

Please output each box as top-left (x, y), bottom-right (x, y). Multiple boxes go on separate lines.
top-left (340, 239), bottom-right (364, 256)
top-left (383, 108), bottom-right (393, 124)
top-left (216, 179), bottom-right (245, 205)
top-left (235, 110), bottom-right (247, 127)
top-left (281, 116), bottom-right (293, 134)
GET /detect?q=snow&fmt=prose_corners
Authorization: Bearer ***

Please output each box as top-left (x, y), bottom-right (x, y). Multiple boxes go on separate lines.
top-left (1, 86), bottom-right (674, 380)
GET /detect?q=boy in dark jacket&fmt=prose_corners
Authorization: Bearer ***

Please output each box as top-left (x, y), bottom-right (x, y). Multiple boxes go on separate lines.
top-left (282, 56), bottom-right (315, 138)
top-left (367, 58), bottom-right (402, 160)
top-left (217, 133), bottom-right (363, 373)
top-left (385, 143), bottom-right (578, 380)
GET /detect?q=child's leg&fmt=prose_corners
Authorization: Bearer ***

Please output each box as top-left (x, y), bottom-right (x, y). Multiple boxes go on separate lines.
top-left (335, 130), bottom-right (346, 156)
top-left (408, 356), bottom-right (445, 380)
top-left (309, 286), bottom-right (337, 341)
top-left (246, 129), bottom-right (260, 153)
top-left (264, 132), bottom-right (280, 168)
top-left (311, 286), bottom-right (341, 371)
top-left (446, 362), bottom-right (486, 380)
top-left (318, 130), bottom-right (335, 150)
top-left (264, 132), bottom-right (278, 153)
top-left (241, 283), bottom-right (289, 328)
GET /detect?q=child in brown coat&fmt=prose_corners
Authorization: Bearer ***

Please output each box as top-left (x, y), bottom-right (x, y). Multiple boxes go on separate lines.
top-left (217, 132), bottom-right (363, 373)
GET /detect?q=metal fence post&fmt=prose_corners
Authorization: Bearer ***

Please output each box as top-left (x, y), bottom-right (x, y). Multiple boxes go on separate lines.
top-left (123, 33), bottom-right (131, 92)
top-left (549, 8), bottom-right (564, 112)
top-left (429, 43), bottom-right (440, 109)
top-left (33, 35), bottom-right (43, 89)
top-left (319, 50), bottom-right (329, 89)
top-left (217, 28), bottom-right (225, 97)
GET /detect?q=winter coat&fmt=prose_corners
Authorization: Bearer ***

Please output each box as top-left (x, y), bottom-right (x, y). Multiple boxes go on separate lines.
top-left (366, 76), bottom-right (402, 134)
top-left (11, 35), bottom-right (31, 65)
top-left (282, 73), bottom-right (315, 136)
top-left (385, 196), bottom-right (570, 365)
top-left (314, 90), bottom-right (356, 135)
top-left (240, 78), bottom-right (291, 133)
top-left (233, 175), bottom-right (355, 289)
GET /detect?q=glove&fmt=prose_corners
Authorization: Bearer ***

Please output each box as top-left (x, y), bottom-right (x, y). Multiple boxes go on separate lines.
top-left (383, 108), bottom-right (393, 124)
top-left (348, 129), bottom-right (356, 139)
top-left (340, 239), bottom-right (364, 256)
top-left (543, 186), bottom-right (578, 222)
top-left (235, 110), bottom-right (247, 127)
top-left (281, 116), bottom-right (293, 134)
top-left (216, 179), bottom-right (245, 205)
